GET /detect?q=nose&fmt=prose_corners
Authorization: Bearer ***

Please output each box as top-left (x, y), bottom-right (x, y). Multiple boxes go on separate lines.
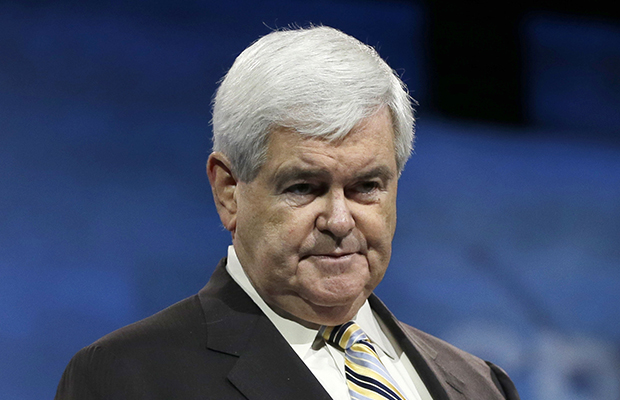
top-left (316, 190), bottom-right (355, 238)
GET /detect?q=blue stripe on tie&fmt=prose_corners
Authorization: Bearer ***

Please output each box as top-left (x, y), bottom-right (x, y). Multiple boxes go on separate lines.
top-left (321, 322), bottom-right (407, 400)
top-left (348, 351), bottom-right (388, 372)
top-left (346, 366), bottom-right (402, 400)
top-left (357, 340), bottom-right (377, 353)
top-left (332, 321), bottom-right (355, 346)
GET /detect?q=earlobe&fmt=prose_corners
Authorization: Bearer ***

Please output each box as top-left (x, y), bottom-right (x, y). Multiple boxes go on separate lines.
top-left (207, 152), bottom-right (238, 232)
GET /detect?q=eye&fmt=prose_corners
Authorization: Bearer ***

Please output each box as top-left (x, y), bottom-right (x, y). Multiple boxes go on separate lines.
top-left (354, 181), bottom-right (381, 194)
top-left (346, 180), bottom-right (383, 203)
top-left (285, 183), bottom-right (315, 196)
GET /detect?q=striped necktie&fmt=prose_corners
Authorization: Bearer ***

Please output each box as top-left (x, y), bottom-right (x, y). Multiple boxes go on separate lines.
top-left (321, 321), bottom-right (407, 400)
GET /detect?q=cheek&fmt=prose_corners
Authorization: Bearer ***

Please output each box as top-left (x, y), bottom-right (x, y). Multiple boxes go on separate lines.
top-left (382, 196), bottom-right (398, 246)
top-left (362, 202), bottom-right (396, 274)
top-left (366, 202), bottom-right (397, 243)
top-left (252, 209), bottom-right (317, 270)
top-left (269, 205), bottom-right (318, 244)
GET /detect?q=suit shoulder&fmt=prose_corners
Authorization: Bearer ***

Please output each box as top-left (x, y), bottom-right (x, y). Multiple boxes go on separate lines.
top-left (91, 294), bottom-right (205, 352)
top-left (401, 323), bottom-right (489, 367)
top-left (399, 322), bottom-right (520, 399)
top-left (55, 295), bottom-right (208, 399)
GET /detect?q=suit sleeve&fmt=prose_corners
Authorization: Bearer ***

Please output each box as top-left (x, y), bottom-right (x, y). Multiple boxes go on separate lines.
top-left (486, 361), bottom-right (521, 400)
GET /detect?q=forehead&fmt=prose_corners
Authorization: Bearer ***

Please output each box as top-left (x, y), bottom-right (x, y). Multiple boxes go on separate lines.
top-left (262, 109), bottom-right (397, 176)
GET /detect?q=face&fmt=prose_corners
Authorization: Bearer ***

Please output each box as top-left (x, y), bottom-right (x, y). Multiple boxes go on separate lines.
top-left (229, 108), bottom-right (398, 327)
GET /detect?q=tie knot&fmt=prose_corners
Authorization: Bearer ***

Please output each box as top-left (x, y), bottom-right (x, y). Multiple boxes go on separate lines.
top-left (320, 321), bottom-right (369, 351)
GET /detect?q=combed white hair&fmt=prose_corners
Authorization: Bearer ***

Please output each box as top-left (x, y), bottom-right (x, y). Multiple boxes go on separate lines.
top-left (212, 25), bottom-right (415, 182)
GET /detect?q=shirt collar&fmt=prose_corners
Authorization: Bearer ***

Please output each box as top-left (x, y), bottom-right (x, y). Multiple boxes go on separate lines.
top-left (225, 245), bottom-right (317, 351)
top-left (225, 245), bottom-right (398, 360)
top-left (354, 299), bottom-right (399, 360)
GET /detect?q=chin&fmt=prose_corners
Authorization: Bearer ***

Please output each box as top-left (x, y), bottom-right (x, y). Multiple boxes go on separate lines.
top-left (302, 285), bottom-right (365, 307)
top-left (301, 292), bottom-right (368, 325)
top-left (308, 306), bottom-right (360, 327)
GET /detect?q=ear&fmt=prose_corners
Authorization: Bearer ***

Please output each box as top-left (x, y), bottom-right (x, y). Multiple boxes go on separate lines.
top-left (207, 152), bottom-right (238, 232)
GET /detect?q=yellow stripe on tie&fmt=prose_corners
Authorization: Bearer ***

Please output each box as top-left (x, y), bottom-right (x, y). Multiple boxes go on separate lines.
top-left (321, 322), bottom-right (407, 400)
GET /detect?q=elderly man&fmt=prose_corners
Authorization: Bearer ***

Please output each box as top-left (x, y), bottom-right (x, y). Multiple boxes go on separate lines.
top-left (56, 26), bottom-right (520, 400)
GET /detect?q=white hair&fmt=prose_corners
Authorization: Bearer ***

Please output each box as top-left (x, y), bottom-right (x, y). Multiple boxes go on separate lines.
top-left (212, 25), bottom-right (415, 182)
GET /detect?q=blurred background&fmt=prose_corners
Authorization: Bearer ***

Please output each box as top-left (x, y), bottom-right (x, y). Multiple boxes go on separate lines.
top-left (1, 0), bottom-right (619, 399)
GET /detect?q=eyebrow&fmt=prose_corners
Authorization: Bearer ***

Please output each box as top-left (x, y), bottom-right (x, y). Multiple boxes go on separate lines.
top-left (354, 165), bottom-right (395, 183)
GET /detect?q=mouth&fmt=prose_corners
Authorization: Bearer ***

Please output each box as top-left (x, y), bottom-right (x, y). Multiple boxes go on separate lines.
top-left (318, 252), bottom-right (354, 258)
top-left (303, 253), bottom-right (362, 267)
top-left (303, 251), bottom-right (357, 260)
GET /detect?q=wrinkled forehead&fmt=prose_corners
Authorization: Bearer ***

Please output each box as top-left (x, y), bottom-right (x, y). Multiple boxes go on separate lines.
top-left (260, 108), bottom-right (398, 179)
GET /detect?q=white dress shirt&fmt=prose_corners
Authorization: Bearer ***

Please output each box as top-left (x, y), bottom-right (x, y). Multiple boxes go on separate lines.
top-left (225, 245), bottom-right (433, 400)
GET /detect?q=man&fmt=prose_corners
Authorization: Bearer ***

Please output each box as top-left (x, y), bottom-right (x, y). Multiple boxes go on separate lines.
top-left (56, 26), bottom-right (520, 399)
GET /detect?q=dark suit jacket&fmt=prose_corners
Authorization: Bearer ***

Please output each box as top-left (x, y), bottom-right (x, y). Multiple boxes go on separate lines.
top-left (55, 259), bottom-right (520, 399)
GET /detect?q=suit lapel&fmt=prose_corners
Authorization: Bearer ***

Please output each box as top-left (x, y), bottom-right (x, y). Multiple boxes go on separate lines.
top-left (198, 260), bottom-right (332, 400)
top-left (369, 295), bottom-right (467, 400)
top-left (227, 317), bottom-right (332, 400)
top-left (198, 260), bottom-right (469, 399)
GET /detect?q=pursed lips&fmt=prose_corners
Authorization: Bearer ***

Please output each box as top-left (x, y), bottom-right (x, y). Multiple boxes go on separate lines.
top-left (299, 239), bottom-right (366, 261)
top-left (302, 252), bottom-right (359, 261)
top-left (313, 252), bottom-right (354, 258)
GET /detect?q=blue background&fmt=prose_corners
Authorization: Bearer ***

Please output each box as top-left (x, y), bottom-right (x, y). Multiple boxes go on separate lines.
top-left (1, 1), bottom-right (619, 399)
